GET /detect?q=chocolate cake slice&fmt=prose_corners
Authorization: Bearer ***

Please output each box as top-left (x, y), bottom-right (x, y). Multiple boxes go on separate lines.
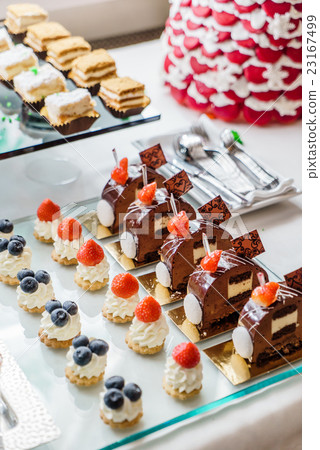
top-left (157, 219), bottom-right (232, 292)
top-left (233, 282), bottom-right (302, 368)
top-left (120, 188), bottom-right (196, 263)
top-left (97, 165), bottom-right (165, 234)
top-left (184, 249), bottom-right (269, 335)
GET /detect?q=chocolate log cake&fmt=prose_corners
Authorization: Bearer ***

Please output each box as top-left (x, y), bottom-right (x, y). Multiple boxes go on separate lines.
top-left (183, 249), bottom-right (269, 335)
top-left (120, 188), bottom-right (196, 263)
top-left (233, 282), bottom-right (302, 367)
top-left (157, 219), bottom-right (232, 291)
top-left (97, 164), bottom-right (165, 234)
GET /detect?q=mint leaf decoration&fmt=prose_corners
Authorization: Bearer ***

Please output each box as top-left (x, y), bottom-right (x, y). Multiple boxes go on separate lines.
top-left (231, 130), bottom-right (243, 145)
top-left (30, 66), bottom-right (38, 75)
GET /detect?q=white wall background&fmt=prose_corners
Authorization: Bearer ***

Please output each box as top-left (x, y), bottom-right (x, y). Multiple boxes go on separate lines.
top-left (1, 0), bottom-right (169, 40)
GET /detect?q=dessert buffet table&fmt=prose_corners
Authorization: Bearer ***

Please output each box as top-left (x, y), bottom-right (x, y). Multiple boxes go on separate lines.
top-left (0, 39), bottom-right (301, 449)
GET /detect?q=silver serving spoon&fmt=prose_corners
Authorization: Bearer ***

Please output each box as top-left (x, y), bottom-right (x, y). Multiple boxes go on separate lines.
top-left (220, 129), bottom-right (279, 190)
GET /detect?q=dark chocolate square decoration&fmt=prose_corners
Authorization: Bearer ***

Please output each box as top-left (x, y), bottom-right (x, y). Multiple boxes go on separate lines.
top-left (231, 229), bottom-right (265, 259)
top-left (284, 268), bottom-right (302, 292)
top-left (139, 144), bottom-right (167, 170)
top-left (198, 195), bottom-right (231, 225)
top-left (164, 170), bottom-right (193, 198)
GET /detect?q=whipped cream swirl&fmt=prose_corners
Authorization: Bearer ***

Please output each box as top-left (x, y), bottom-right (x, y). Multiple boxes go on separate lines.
top-left (128, 314), bottom-right (169, 348)
top-left (34, 217), bottom-right (61, 240)
top-left (76, 258), bottom-right (109, 283)
top-left (17, 280), bottom-right (55, 309)
top-left (0, 247), bottom-right (32, 278)
top-left (54, 236), bottom-right (84, 260)
top-left (40, 310), bottom-right (81, 341)
top-left (164, 357), bottom-right (203, 394)
top-left (66, 346), bottom-right (107, 378)
top-left (99, 391), bottom-right (142, 423)
top-left (104, 290), bottom-right (139, 319)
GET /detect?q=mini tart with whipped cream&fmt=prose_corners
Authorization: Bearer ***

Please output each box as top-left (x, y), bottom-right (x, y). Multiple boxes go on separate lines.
top-left (0, 219), bottom-right (14, 239)
top-left (0, 28), bottom-right (13, 52)
top-left (14, 64), bottom-right (67, 111)
top-left (69, 49), bottom-right (117, 96)
top-left (17, 269), bottom-right (55, 313)
top-left (46, 36), bottom-right (91, 74)
top-left (65, 335), bottom-right (109, 386)
top-left (163, 342), bottom-right (203, 400)
top-left (40, 88), bottom-right (99, 136)
top-left (126, 296), bottom-right (169, 355)
top-left (0, 44), bottom-right (38, 87)
top-left (34, 198), bottom-right (62, 243)
top-left (52, 217), bottom-right (84, 266)
top-left (75, 239), bottom-right (109, 291)
top-left (5, 3), bottom-right (48, 42)
top-left (39, 299), bottom-right (81, 348)
top-left (99, 76), bottom-right (150, 118)
top-left (0, 235), bottom-right (32, 285)
top-left (24, 21), bottom-right (70, 58)
top-left (100, 376), bottom-right (143, 428)
top-left (102, 273), bottom-right (140, 323)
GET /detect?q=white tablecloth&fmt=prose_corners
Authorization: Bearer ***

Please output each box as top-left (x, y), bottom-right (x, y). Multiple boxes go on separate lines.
top-left (0, 39), bottom-right (302, 449)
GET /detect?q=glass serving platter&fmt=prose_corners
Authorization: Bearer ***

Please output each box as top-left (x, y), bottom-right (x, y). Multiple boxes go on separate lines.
top-left (0, 199), bottom-right (302, 450)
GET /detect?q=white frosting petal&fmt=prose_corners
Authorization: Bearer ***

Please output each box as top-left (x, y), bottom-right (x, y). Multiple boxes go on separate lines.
top-left (76, 258), bottom-right (109, 283)
top-left (120, 232), bottom-right (137, 259)
top-left (0, 247), bottom-right (32, 278)
top-left (54, 236), bottom-right (84, 260)
top-left (232, 326), bottom-right (253, 359)
top-left (97, 199), bottom-right (115, 227)
top-left (100, 391), bottom-right (142, 423)
top-left (184, 293), bottom-right (202, 325)
top-left (164, 356), bottom-right (203, 394)
top-left (128, 314), bottom-right (169, 348)
top-left (34, 217), bottom-right (61, 240)
top-left (66, 346), bottom-right (107, 378)
top-left (17, 281), bottom-right (55, 309)
top-left (40, 310), bottom-right (81, 341)
top-left (156, 262), bottom-right (171, 288)
top-left (104, 290), bottom-right (139, 319)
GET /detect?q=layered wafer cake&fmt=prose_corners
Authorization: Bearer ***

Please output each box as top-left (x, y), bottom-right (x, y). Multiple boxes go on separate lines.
top-left (99, 76), bottom-right (150, 118)
top-left (5, 3), bottom-right (48, 41)
top-left (0, 44), bottom-right (38, 83)
top-left (232, 278), bottom-right (302, 368)
top-left (69, 49), bottom-right (117, 96)
top-left (24, 21), bottom-right (71, 57)
top-left (14, 64), bottom-right (67, 110)
top-left (0, 28), bottom-right (13, 53)
top-left (40, 88), bottom-right (99, 135)
top-left (184, 245), bottom-right (268, 336)
top-left (46, 36), bottom-right (91, 73)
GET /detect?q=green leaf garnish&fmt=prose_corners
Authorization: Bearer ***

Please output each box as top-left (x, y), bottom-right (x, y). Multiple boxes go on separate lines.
top-left (29, 66), bottom-right (38, 75)
top-left (231, 130), bottom-right (243, 145)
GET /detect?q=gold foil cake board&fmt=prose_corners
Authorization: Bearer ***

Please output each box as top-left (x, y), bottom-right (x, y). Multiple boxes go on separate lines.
top-left (105, 241), bottom-right (160, 271)
top-left (203, 340), bottom-right (302, 386)
top-left (138, 271), bottom-right (186, 306)
top-left (167, 306), bottom-right (236, 343)
top-left (79, 211), bottom-right (115, 239)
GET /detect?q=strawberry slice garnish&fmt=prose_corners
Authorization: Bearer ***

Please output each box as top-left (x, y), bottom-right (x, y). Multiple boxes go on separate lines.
top-left (111, 273), bottom-right (139, 299)
top-left (251, 281), bottom-right (279, 307)
top-left (37, 198), bottom-right (60, 222)
top-left (167, 211), bottom-right (190, 237)
top-left (135, 296), bottom-right (161, 323)
top-left (111, 157), bottom-right (128, 185)
top-left (57, 217), bottom-right (82, 241)
top-left (138, 182), bottom-right (157, 206)
top-left (200, 250), bottom-right (222, 272)
top-left (77, 239), bottom-right (104, 266)
top-left (172, 342), bottom-right (200, 369)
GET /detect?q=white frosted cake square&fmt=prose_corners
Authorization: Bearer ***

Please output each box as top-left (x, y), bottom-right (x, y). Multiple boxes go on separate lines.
top-left (46, 36), bottom-right (91, 71)
top-left (14, 63), bottom-right (67, 103)
top-left (44, 88), bottom-right (95, 123)
top-left (0, 44), bottom-right (38, 80)
top-left (5, 3), bottom-right (48, 34)
top-left (0, 28), bottom-right (13, 53)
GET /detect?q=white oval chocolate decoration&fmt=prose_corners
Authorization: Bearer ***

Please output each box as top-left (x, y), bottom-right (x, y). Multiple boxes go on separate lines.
top-left (156, 262), bottom-right (171, 288)
top-left (232, 326), bottom-right (253, 359)
top-left (97, 199), bottom-right (115, 227)
top-left (184, 293), bottom-right (202, 325)
top-left (120, 231), bottom-right (137, 259)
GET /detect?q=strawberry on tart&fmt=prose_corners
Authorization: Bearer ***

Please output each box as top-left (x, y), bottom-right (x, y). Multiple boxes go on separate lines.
top-left (125, 296), bottom-right (169, 355)
top-left (102, 273), bottom-right (140, 323)
top-left (39, 299), bottom-right (81, 348)
top-left (65, 335), bottom-right (109, 386)
top-left (0, 235), bottom-right (32, 285)
top-left (16, 269), bottom-right (55, 313)
top-left (0, 219), bottom-right (14, 239)
top-left (52, 217), bottom-right (84, 266)
top-left (163, 342), bottom-right (203, 400)
top-left (34, 198), bottom-right (62, 243)
top-left (75, 239), bottom-right (110, 291)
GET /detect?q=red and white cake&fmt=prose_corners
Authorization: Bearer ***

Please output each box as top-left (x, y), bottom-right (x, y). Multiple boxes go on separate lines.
top-left (162, 0), bottom-right (302, 124)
